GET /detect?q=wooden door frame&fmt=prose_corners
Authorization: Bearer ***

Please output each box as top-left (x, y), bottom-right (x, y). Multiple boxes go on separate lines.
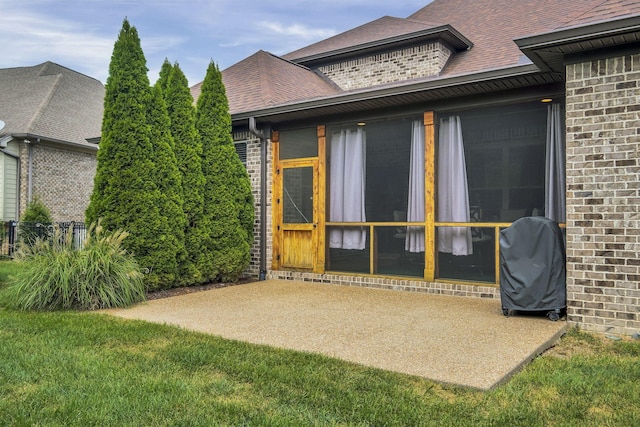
top-left (271, 126), bottom-right (326, 273)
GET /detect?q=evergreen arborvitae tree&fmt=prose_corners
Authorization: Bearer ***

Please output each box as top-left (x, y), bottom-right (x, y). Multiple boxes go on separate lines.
top-left (156, 58), bottom-right (172, 94)
top-left (86, 19), bottom-right (184, 290)
top-left (20, 196), bottom-right (52, 224)
top-left (159, 62), bottom-right (209, 285)
top-left (19, 195), bottom-right (53, 246)
top-left (196, 61), bottom-right (254, 282)
top-left (145, 84), bottom-right (187, 285)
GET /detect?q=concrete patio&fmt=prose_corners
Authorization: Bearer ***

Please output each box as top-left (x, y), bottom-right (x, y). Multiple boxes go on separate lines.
top-left (105, 279), bottom-right (567, 390)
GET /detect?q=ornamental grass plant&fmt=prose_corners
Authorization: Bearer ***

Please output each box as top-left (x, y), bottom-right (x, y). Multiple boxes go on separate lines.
top-left (5, 221), bottom-right (145, 311)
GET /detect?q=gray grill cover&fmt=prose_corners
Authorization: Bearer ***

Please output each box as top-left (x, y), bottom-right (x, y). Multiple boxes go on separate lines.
top-left (499, 217), bottom-right (566, 311)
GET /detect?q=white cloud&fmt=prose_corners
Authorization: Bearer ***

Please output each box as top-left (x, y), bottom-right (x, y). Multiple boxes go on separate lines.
top-left (257, 21), bottom-right (336, 40)
top-left (0, 7), bottom-right (113, 80)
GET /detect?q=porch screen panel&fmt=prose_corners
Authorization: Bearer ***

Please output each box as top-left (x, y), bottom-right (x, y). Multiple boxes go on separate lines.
top-left (406, 120), bottom-right (425, 253)
top-left (437, 115), bottom-right (472, 256)
top-left (545, 103), bottom-right (566, 222)
top-left (436, 101), bottom-right (548, 283)
top-left (283, 167), bottom-right (314, 224)
top-left (329, 128), bottom-right (366, 250)
top-left (462, 102), bottom-right (546, 222)
top-left (326, 117), bottom-right (424, 278)
top-left (279, 128), bottom-right (318, 159)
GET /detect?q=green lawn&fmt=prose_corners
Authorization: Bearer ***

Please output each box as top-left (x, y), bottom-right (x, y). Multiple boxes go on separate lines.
top-left (1, 260), bottom-right (639, 426)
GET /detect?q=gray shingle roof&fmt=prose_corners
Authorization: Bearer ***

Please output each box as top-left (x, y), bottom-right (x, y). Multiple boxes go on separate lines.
top-left (0, 62), bottom-right (104, 147)
top-left (206, 0), bottom-right (640, 117)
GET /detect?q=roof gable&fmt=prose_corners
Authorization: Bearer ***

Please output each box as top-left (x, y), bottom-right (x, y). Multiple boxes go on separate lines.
top-left (200, 50), bottom-right (340, 114)
top-left (282, 16), bottom-right (471, 65)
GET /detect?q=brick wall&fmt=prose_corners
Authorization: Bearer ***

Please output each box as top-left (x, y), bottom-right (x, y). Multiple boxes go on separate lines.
top-left (234, 132), bottom-right (272, 278)
top-left (318, 41), bottom-right (452, 90)
top-left (565, 54), bottom-right (640, 335)
top-left (27, 144), bottom-right (96, 222)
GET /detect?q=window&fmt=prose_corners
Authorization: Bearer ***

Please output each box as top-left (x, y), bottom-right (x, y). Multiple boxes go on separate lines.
top-left (234, 141), bottom-right (247, 166)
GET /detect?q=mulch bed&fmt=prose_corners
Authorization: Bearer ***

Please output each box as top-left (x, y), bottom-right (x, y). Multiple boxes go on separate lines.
top-left (146, 278), bottom-right (256, 301)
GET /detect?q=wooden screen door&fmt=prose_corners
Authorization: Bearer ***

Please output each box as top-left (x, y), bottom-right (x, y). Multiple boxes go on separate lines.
top-left (275, 160), bottom-right (318, 270)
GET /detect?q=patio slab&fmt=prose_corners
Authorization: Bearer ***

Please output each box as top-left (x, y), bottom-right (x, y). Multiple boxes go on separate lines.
top-left (104, 279), bottom-right (567, 390)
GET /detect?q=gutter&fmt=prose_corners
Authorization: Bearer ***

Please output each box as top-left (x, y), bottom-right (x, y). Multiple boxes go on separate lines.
top-left (26, 139), bottom-right (35, 203)
top-left (232, 63), bottom-right (543, 122)
top-left (515, 15), bottom-right (640, 73)
top-left (249, 117), bottom-right (269, 281)
top-left (515, 15), bottom-right (640, 51)
top-left (11, 133), bottom-right (98, 152)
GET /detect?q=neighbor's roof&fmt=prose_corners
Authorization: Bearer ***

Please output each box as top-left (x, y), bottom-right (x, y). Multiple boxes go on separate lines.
top-left (0, 61), bottom-right (104, 148)
top-left (211, 0), bottom-right (640, 118)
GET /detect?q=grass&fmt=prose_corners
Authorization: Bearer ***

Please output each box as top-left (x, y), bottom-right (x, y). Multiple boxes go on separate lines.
top-left (1, 260), bottom-right (639, 425)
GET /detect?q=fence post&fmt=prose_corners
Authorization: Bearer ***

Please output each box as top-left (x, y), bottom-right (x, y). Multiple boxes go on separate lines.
top-left (8, 221), bottom-right (17, 257)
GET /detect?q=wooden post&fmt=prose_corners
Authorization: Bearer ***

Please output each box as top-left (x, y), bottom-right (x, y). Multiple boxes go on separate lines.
top-left (316, 125), bottom-right (326, 273)
top-left (271, 130), bottom-right (281, 270)
top-left (424, 112), bottom-right (435, 281)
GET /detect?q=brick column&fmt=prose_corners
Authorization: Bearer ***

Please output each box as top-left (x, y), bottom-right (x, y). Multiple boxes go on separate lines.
top-left (565, 54), bottom-right (640, 335)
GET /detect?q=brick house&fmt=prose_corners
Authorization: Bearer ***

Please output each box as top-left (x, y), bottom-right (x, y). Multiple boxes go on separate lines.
top-left (199, 0), bottom-right (640, 336)
top-left (0, 62), bottom-right (104, 222)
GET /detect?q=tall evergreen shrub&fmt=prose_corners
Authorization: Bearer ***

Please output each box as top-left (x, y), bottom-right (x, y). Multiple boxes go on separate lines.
top-left (19, 196), bottom-right (53, 246)
top-left (86, 19), bottom-right (184, 290)
top-left (158, 62), bottom-right (209, 285)
top-left (196, 62), bottom-right (254, 282)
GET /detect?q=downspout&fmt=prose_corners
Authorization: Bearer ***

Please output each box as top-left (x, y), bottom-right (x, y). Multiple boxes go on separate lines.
top-left (249, 117), bottom-right (269, 281)
top-left (26, 137), bottom-right (41, 203)
top-left (27, 140), bottom-right (33, 203)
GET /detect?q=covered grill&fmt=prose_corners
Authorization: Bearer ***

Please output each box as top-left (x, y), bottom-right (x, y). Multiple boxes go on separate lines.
top-left (499, 216), bottom-right (566, 321)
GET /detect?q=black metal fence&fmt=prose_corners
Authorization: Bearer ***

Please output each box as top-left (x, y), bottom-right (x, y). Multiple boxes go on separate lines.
top-left (1, 222), bottom-right (88, 258)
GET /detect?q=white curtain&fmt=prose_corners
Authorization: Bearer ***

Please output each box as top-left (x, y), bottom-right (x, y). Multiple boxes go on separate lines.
top-left (545, 103), bottom-right (566, 223)
top-left (437, 116), bottom-right (472, 256)
top-left (329, 128), bottom-right (367, 249)
top-left (405, 120), bottom-right (425, 253)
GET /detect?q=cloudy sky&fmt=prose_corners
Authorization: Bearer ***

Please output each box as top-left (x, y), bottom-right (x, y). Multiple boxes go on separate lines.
top-left (1, 0), bottom-right (432, 86)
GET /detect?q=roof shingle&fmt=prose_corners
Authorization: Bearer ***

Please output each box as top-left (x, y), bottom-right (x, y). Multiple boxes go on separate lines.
top-left (408, 0), bottom-right (607, 76)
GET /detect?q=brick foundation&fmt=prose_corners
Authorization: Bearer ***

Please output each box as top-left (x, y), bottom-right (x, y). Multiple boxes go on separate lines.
top-left (268, 270), bottom-right (500, 300)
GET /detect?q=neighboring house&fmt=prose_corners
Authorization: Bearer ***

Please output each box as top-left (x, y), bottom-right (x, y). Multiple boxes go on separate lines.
top-left (0, 61), bottom-right (103, 222)
top-left (192, 0), bottom-right (640, 335)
